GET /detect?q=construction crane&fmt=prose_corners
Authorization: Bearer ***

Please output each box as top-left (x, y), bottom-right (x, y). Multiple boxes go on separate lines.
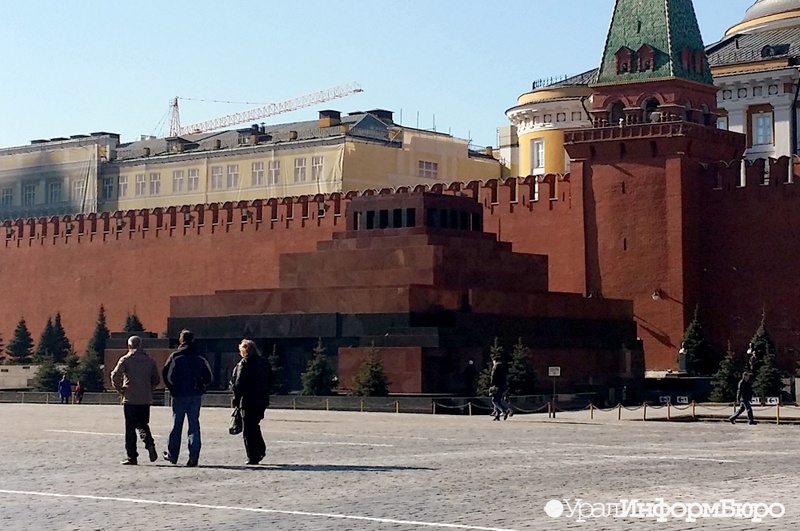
top-left (167, 82), bottom-right (363, 137)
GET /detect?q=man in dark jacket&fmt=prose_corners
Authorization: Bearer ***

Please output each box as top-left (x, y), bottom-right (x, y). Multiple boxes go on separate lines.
top-left (728, 372), bottom-right (755, 425)
top-left (489, 358), bottom-right (513, 421)
top-left (162, 329), bottom-right (213, 467)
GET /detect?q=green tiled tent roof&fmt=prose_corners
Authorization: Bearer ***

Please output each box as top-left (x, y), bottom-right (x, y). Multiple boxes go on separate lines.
top-left (595, 0), bottom-right (714, 86)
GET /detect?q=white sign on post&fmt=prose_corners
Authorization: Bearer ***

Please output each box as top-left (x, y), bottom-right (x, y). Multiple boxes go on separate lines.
top-left (659, 395), bottom-right (671, 404)
top-left (676, 396), bottom-right (689, 404)
top-left (766, 397), bottom-right (780, 405)
top-left (548, 367), bottom-right (561, 377)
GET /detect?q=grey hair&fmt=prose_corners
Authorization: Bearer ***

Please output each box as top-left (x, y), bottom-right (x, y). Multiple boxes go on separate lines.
top-left (128, 335), bottom-right (142, 349)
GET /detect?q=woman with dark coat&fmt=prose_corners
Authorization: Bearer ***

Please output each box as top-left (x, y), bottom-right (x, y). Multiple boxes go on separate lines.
top-left (230, 339), bottom-right (272, 465)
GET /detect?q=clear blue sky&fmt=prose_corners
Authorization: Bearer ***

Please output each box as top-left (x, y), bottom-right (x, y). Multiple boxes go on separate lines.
top-left (0, 0), bottom-right (755, 150)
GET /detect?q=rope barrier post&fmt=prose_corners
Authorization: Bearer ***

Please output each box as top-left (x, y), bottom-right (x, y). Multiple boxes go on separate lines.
top-left (643, 403), bottom-right (647, 421)
top-left (46, 392), bottom-right (49, 405)
top-left (692, 400), bottom-right (696, 420)
top-left (618, 403), bottom-right (622, 420)
top-left (667, 402), bottom-right (671, 421)
top-left (21, 392), bottom-right (24, 404)
top-left (395, 401), bottom-right (399, 414)
top-left (776, 403), bottom-right (780, 425)
top-left (293, 398), bottom-right (296, 410)
top-left (468, 402), bottom-right (472, 416)
top-left (590, 403), bottom-right (594, 420)
top-left (432, 402), bottom-right (436, 415)
top-left (361, 399), bottom-right (364, 413)
top-left (326, 398), bottom-right (329, 411)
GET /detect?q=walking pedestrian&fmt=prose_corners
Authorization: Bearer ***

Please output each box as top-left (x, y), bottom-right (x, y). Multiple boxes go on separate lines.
top-left (728, 372), bottom-right (755, 425)
top-left (74, 381), bottom-right (84, 404)
top-left (110, 336), bottom-right (161, 465)
top-left (230, 339), bottom-right (272, 465)
top-left (489, 358), bottom-right (513, 420)
top-left (57, 375), bottom-right (72, 404)
top-left (162, 329), bottom-right (213, 467)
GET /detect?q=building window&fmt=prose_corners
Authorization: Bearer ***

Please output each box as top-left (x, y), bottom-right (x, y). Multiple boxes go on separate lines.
top-left (418, 160), bottom-right (438, 179)
top-left (311, 156), bottom-right (324, 182)
top-left (118, 176), bottom-right (128, 198)
top-left (211, 166), bottom-right (223, 190)
top-left (294, 158), bottom-right (307, 183)
top-left (48, 182), bottom-right (62, 203)
top-left (268, 161), bottom-right (280, 185)
top-left (101, 178), bottom-right (115, 200)
top-left (251, 162), bottom-right (264, 186)
top-left (172, 170), bottom-right (185, 193)
top-left (717, 116), bottom-right (728, 130)
top-left (135, 174), bottom-right (146, 196)
top-left (22, 184), bottom-right (36, 206)
top-left (532, 139), bottom-right (545, 173)
top-left (227, 164), bottom-right (239, 188)
top-left (1, 188), bottom-right (12, 207)
top-left (149, 172), bottom-right (161, 195)
top-left (188, 169), bottom-right (199, 192)
top-left (71, 180), bottom-right (85, 203)
top-left (753, 112), bottom-right (773, 145)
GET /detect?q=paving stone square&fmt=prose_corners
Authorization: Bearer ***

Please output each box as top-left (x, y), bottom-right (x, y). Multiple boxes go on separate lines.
top-left (0, 404), bottom-right (798, 530)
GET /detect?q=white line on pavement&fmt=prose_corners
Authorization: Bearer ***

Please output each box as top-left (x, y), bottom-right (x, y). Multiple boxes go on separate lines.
top-left (272, 440), bottom-right (394, 447)
top-left (46, 430), bottom-right (121, 436)
top-left (597, 454), bottom-right (736, 463)
top-left (0, 489), bottom-right (517, 531)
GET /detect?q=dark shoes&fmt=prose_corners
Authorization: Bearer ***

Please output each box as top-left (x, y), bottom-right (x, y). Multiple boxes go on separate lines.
top-left (185, 459), bottom-right (198, 467)
top-left (748, 421), bottom-right (757, 425)
top-left (728, 418), bottom-right (736, 424)
top-left (120, 458), bottom-right (138, 465)
top-left (163, 451), bottom-right (177, 465)
top-left (147, 445), bottom-right (158, 463)
top-left (247, 453), bottom-right (266, 465)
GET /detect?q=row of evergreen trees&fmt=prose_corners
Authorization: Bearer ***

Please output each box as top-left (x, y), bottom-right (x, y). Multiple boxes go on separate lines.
top-left (0, 306), bottom-right (147, 394)
top-left (681, 307), bottom-right (786, 400)
top-left (297, 339), bottom-right (390, 396)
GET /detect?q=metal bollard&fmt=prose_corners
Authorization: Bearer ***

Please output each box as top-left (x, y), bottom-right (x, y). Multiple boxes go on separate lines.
top-left (468, 402), bottom-right (472, 416)
top-left (643, 403), bottom-right (647, 421)
top-left (590, 403), bottom-right (594, 420)
top-left (618, 403), bottom-right (622, 420)
top-left (395, 401), bottom-right (400, 414)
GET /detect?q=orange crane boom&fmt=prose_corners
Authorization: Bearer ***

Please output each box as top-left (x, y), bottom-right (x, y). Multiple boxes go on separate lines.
top-left (168, 82), bottom-right (363, 137)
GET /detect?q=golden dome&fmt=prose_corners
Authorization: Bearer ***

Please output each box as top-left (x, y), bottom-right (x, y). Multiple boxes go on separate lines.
top-left (726, 0), bottom-right (800, 35)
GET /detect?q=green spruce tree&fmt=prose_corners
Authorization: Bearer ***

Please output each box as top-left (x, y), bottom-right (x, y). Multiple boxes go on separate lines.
top-left (748, 309), bottom-right (776, 374)
top-left (6, 317), bottom-right (34, 365)
top-left (507, 337), bottom-right (537, 396)
top-left (679, 306), bottom-right (718, 376)
top-left (74, 352), bottom-right (106, 392)
top-left (300, 338), bottom-right (336, 396)
top-left (51, 312), bottom-right (72, 363)
top-left (351, 343), bottom-right (390, 397)
top-left (0, 331), bottom-right (5, 364)
top-left (85, 305), bottom-right (110, 364)
top-left (32, 317), bottom-right (56, 364)
top-left (33, 357), bottom-right (64, 392)
top-left (267, 344), bottom-right (285, 394)
top-left (477, 338), bottom-right (506, 395)
top-left (63, 349), bottom-right (81, 382)
top-left (122, 311), bottom-right (145, 333)
top-left (709, 342), bottom-right (740, 402)
top-left (753, 353), bottom-right (783, 399)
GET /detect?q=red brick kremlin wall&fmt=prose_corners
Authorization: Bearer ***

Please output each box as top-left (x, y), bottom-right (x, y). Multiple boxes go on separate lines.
top-left (2, 163), bottom-right (799, 373)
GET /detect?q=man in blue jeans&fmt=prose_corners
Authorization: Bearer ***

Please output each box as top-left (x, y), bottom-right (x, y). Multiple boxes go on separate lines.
top-left (162, 329), bottom-right (213, 467)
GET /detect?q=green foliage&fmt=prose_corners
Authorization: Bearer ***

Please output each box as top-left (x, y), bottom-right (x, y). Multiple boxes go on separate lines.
top-left (489, 337), bottom-right (506, 362)
top-left (748, 311), bottom-right (776, 373)
top-left (33, 356), bottom-right (64, 392)
top-left (63, 350), bottom-right (81, 382)
top-left (477, 363), bottom-right (493, 396)
top-left (351, 344), bottom-right (390, 397)
top-left (85, 305), bottom-right (110, 363)
top-left (300, 339), bottom-right (336, 396)
top-left (6, 318), bottom-right (33, 365)
top-left (0, 332), bottom-right (5, 364)
top-left (267, 344), bottom-right (285, 395)
top-left (51, 313), bottom-right (72, 363)
top-left (709, 342), bottom-right (740, 402)
top-left (32, 318), bottom-right (56, 364)
top-left (753, 353), bottom-right (783, 398)
top-left (122, 311), bottom-right (145, 333)
top-left (680, 306), bottom-right (718, 376)
top-left (507, 338), bottom-right (537, 396)
top-left (73, 353), bottom-right (106, 392)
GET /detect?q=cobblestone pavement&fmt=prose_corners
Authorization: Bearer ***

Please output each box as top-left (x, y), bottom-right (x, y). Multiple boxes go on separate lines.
top-left (0, 404), bottom-right (797, 530)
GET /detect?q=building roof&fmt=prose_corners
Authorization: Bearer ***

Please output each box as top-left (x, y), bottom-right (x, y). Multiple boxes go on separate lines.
top-left (113, 111), bottom-right (405, 161)
top-left (595, 0), bottom-right (713, 86)
top-left (543, 69), bottom-right (599, 88)
top-left (742, 0), bottom-right (800, 23)
top-left (706, 25), bottom-right (800, 66)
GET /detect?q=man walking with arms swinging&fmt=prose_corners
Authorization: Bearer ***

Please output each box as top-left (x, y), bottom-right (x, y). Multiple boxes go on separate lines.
top-left (728, 371), bottom-right (755, 425)
top-left (162, 330), bottom-right (213, 467)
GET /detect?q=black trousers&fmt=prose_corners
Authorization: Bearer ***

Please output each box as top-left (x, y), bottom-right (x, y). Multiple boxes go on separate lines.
top-left (242, 407), bottom-right (266, 462)
top-left (123, 404), bottom-right (155, 460)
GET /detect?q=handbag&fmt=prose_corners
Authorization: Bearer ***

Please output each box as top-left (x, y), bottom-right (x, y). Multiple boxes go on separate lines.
top-left (229, 406), bottom-right (243, 435)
